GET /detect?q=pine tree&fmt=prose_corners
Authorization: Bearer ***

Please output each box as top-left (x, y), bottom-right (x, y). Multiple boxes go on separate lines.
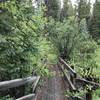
top-left (90, 0), bottom-right (100, 41)
top-left (60, 0), bottom-right (69, 20)
top-left (77, 0), bottom-right (91, 23)
top-left (60, 0), bottom-right (74, 21)
top-left (44, 0), bottom-right (60, 20)
top-left (67, 1), bottom-right (74, 16)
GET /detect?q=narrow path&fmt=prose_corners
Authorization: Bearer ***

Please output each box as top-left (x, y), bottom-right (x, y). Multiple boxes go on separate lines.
top-left (37, 65), bottom-right (68, 100)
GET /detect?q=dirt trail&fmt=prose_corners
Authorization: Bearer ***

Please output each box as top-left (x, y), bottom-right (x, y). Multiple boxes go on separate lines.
top-left (37, 65), bottom-right (69, 100)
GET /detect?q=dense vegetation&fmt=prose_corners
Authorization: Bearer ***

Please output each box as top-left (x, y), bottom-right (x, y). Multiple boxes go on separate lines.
top-left (0, 0), bottom-right (100, 99)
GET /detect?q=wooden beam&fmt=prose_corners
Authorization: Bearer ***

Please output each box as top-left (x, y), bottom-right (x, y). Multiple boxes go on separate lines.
top-left (76, 78), bottom-right (100, 87)
top-left (59, 57), bottom-right (76, 77)
top-left (32, 76), bottom-right (40, 93)
top-left (86, 92), bottom-right (92, 100)
top-left (60, 65), bottom-right (76, 91)
top-left (0, 76), bottom-right (38, 91)
top-left (0, 0), bottom-right (8, 3)
top-left (16, 94), bottom-right (35, 100)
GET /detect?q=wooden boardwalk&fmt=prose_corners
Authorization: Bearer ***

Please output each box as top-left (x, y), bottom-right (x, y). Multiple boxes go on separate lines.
top-left (37, 65), bottom-right (68, 100)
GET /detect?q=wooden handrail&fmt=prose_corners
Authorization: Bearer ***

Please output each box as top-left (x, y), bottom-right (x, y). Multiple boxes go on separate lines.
top-left (0, 0), bottom-right (7, 3)
top-left (16, 76), bottom-right (40, 100)
top-left (59, 57), bottom-right (76, 77)
top-left (0, 76), bottom-right (38, 91)
top-left (32, 76), bottom-right (40, 92)
top-left (60, 64), bottom-right (76, 91)
top-left (76, 78), bottom-right (100, 87)
top-left (16, 94), bottom-right (35, 100)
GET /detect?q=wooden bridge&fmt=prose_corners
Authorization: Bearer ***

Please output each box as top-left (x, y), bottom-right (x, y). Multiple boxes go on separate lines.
top-left (0, 58), bottom-right (100, 100)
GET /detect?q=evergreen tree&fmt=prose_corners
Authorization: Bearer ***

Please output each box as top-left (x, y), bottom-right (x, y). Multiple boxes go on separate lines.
top-left (60, 0), bottom-right (69, 20)
top-left (90, 0), bottom-right (100, 41)
top-left (77, 0), bottom-right (91, 23)
top-left (60, 0), bottom-right (74, 21)
top-left (44, 0), bottom-right (60, 20)
top-left (67, 1), bottom-right (74, 17)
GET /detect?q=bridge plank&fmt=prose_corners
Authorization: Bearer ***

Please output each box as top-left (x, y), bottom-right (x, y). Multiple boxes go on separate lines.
top-left (36, 65), bottom-right (68, 100)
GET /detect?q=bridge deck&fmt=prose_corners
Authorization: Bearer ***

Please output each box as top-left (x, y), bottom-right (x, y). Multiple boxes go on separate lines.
top-left (37, 65), bottom-right (68, 100)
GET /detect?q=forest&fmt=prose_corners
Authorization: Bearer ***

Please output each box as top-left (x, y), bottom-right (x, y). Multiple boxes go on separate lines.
top-left (0, 0), bottom-right (100, 100)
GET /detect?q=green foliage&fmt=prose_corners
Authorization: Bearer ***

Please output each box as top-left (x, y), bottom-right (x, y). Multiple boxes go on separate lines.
top-left (77, 0), bottom-right (91, 21)
top-left (0, 0), bottom-right (35, 80)
top-left (70, 19), bottom-right (99, 79)
top-left (0, 0), bottom-right (57, 99)
top-left (93, 88), bottom-right (100, 100)
top-left (65, 89), bottom-right (86, 97)
top-left (0, 0), bottom-right (56, 81)
top-left (32, 37), bottom-right (57, 76)
top-left (93, 46), bottom-right (100, 78)
top-left (46, 16), bottom-right (79, 59)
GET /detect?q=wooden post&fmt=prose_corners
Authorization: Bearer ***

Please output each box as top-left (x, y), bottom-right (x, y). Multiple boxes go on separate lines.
top-left (70, 65), bottom-right (74, 84)
top-left (16, 94), bottom-right (35, 100)
top-left (86, 90), bottom-right (92, 100)
top-left (32, 76), bottom-right (40, 93)
top-left (60, 64), bottom-right (76, 91)
top-left (70, 65), bottom-right (77, 86)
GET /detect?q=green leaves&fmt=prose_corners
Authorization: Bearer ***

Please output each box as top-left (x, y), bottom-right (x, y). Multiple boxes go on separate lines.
top-left (0, 0), bottom-right (41, 80)
top-left (0, 0), bottom-right (57, 84)
top-left (47, 16), bottom-right (79, 59)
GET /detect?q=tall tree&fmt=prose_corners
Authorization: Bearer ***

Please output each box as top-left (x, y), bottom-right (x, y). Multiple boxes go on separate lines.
top-left (77, 0), bottom-right (91, 23)
top-left (44, 0), bottom-right (60, 20)
top-left (60, 0), bottom-right (74, 21)
top-left (90, 0), bottom-right (100, 41)
top-left (60, 0), bottom-right (69, 20)
top-left (67, 1), bottom-right (74, 16)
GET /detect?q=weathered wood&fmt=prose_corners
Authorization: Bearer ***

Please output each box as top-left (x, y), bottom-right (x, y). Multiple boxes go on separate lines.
top-left (59, 57), bottom-right (76, 77)
top-left (16, 94), bottom-right (36, 100)
top-left (0, 0), bottom-right (7, 3)
top-left (32, 76), bottom-right (40, 93)
top-left (70, 65), bottom-right (75, 85)
top-left (60, 65), bottom-right (76, 91)
top-left (86, 92), bottom-right (92, 100)
top-left (74, 96), bottom-right (83, 100)
top-left (0, 76), bottom-right (37, 91)
top-left (76, 78), bottom-right (100, 87)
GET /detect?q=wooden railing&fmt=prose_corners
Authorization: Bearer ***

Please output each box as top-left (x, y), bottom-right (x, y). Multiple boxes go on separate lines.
top-left (59, 57), bottom-right (77, 91)
top-left (59, 57), bottom-right (100, 100)
top-left (0, 76), bottom-right (40, 100)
